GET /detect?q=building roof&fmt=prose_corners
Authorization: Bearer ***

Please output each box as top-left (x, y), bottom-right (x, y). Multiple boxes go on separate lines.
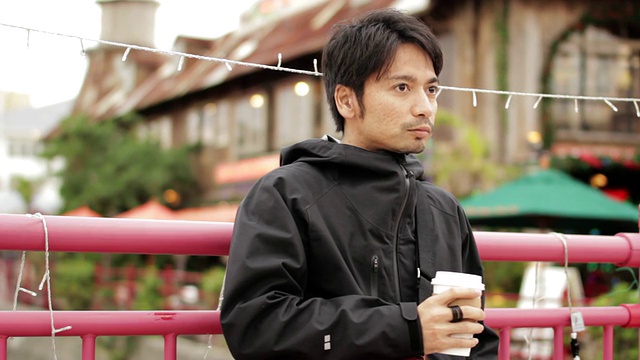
top-left (1, 100), bottom-right (73, 140)
top-left (88, 0), bottom-right (431, 120)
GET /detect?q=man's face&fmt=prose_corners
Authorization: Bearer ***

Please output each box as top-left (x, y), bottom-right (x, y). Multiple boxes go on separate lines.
top-left (338, 43), bottom-right (438, 154)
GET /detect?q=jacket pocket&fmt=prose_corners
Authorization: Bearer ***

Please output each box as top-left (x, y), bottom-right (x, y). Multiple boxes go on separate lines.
top-left (370, 255), bottom-right (379, 297)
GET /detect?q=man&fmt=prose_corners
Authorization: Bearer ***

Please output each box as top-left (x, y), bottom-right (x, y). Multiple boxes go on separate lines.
top-left (220, 8), bottom-right (499, 359)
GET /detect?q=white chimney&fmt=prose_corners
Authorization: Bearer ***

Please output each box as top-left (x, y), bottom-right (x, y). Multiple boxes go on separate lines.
top-left (97, 0), bottom-right (159, 48)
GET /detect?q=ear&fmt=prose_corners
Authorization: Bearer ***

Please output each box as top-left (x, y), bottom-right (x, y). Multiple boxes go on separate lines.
top-left (334, 84), bottom-right (358, 119)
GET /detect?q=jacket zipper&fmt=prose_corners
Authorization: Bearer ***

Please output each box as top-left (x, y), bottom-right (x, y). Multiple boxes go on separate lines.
top-left (370, 255), bottom-right (379, 297)
top-left (393, 161), bottom-right (412, 302)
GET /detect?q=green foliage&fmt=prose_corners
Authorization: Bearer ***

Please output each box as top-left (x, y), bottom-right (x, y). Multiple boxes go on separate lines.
top-left (52, 255), bottom-right (96, 309)
top-left (431, 109), bottom-right (521, 199)
top-left (132, 266), bottom-right (165, 310)
top-left (41, 112), bottom-right (200, 216)
top-left (10, 175), bottom-right (39, 207)
top-left (483, 261), bottom-right (527, 294)
top-left (587, 282), bottom-right (639, 360)
top-left (201, 266), bottom-right (226, 294)
top-left (201, 265), bottom-right (226, 308)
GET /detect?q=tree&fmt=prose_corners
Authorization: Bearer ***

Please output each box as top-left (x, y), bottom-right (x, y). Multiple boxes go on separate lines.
top-left (427, 109), bottom-right (524, 300)
top-left (41, 113), bottom-right (200, 216)
top-left (429, 109), bottom-right (521, 199)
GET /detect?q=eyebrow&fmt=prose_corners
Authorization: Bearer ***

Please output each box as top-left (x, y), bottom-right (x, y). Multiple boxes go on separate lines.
top-left (385, 74), bottom-right (439, 84)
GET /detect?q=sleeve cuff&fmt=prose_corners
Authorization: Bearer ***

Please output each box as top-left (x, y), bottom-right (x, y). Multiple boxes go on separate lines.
top-left (400, 302), bottom-right (423, 354)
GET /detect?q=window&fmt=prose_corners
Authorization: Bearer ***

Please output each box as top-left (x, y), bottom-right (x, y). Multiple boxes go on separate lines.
top-left (149, 117), bottom-right (172, 149)
top-left (7, 139), bottom-right (40, 157)
top-left (136, 122), bottom-right (149, 140)
top-left (551, 26), bottom-right (640, 132)
top-left (234, 91), bottom-right (268, 158)
top-left (274, 80), bottom-right (315, 148)
top-left (185, 109), bottom-right (201, 145)
top-left (202, 101), bottom-right (230, 148)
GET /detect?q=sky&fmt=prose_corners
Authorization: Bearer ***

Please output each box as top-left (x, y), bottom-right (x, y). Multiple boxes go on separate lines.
top-left (0, 0), bottom-right (258, 108)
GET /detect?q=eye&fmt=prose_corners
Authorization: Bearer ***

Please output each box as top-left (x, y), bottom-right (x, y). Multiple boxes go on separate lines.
top-left (396, 84), bottom-right (409, 92)
top-left (427, 85), bottom-right (439, 95)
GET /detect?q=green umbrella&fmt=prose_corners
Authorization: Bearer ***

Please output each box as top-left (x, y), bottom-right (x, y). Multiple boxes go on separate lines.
top-left (459, 168), bottom-right (639, 234)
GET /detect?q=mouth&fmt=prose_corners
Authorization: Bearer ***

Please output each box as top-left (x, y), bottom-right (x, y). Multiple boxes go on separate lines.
top-left (408, 126), bottom-right (432, 139)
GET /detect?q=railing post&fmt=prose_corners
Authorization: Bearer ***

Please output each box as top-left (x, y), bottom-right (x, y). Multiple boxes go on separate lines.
top-left (553, 325), bottom-right (563, 359)
top-left (82, 334), bottom-right (96, 360)
top-left (498, 327), bottom-right (511, 360)
top-left (603, 325), bottom-right (614, 360)
top-left (164, 333), bottom-right (177, 360)
top-left (0, 335), bottom-right (6, 360)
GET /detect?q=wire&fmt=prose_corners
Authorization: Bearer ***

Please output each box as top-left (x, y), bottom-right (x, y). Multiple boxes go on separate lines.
top-left (2, 21), bottom-right (640, 107)
top-left (438, 85), bottom-right (640, 104)
top-left (0, 22), bottom-right (322, 77)
top-left (26, 213), bottom-right (72, 360)
top-left (551, 232), bottom-right (581, 360)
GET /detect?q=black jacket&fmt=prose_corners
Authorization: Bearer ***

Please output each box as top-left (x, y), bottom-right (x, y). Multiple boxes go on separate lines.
top-left (220, 137), bottom-right (499, 359)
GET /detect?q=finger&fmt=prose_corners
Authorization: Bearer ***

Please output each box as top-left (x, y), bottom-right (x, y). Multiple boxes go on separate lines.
top-left (449, 320), bottom-right (485, 335)
top-left (458, 305), bottom-right (485, 321)
top-left (432, 330), bottom-right (480, 354)
top-left (449, 304), bottom-right (464, 323)
top-left (432, 287), bottom-right (482, 304)
top-left (448, 304), bottom-right (485, 323)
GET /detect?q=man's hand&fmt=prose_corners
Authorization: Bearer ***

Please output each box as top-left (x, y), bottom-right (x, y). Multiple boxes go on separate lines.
top-left (417, 287), bottom-right (485, 355)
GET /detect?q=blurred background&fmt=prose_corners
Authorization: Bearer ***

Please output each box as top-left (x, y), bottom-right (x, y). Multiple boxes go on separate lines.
top-left (1, 0), bottom-right (639, 358)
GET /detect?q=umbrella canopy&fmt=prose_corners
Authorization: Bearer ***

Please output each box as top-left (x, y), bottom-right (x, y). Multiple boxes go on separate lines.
top-left (460, 168), bottom-right (639, 234)
top-left (62, 205), bottom-right (101, 217)
top-left (115, 199), bottom-right (175, 220)
top-left (173, 203), bottom-right (238, 222)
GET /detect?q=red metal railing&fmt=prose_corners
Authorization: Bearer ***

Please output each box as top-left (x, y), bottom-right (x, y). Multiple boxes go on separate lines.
top-left (0, 213), bottom-right (639, 359)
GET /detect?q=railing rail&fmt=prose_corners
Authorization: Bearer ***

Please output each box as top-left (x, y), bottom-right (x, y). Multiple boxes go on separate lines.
top-left (0, 213), bottom-right (639, 360)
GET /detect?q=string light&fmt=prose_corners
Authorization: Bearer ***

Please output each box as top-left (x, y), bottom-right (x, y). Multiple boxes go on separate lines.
top-left (121, 47), bottom-right (131, 62)
top-left (533, 96), bottom-right (543, 109)
top-left (12, 251), bottom-right (30, 310)
top-left (24, 213), bottom-right (72, 360)
top-left (438, 84), bottom-right (640, 110)
top-left (2, 21), bottom-right (640, 111)
top-left (604, 98), bottom-right (618, 112)
top-left (505, 94), bottom-right (513, 109)
top-left (79, 38), bottom-right (85, 56)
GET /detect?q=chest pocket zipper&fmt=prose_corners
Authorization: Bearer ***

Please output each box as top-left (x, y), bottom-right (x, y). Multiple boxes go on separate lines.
top-left (371, 255), bottom-right (379, 297)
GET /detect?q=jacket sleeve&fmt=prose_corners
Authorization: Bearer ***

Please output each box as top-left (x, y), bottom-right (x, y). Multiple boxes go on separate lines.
top-left (220, 174), bottom-right (423, 360)
top-left (459, 205), bottom-right (500, 360)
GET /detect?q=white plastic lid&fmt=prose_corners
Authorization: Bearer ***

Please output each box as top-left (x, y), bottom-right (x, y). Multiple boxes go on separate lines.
top-left (431, 271), bottom-right (485, 290)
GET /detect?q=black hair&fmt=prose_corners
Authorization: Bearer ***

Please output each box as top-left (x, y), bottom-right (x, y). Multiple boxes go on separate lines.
top-left (321, 8), bottom-right (443, 132)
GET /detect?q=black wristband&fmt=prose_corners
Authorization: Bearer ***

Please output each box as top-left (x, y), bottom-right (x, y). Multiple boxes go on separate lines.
top-left (400, 302), bottom-right (423, 353)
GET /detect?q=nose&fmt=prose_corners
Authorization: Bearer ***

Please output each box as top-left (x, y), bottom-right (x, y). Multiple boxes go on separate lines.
top-left (412, 90), bottom-right (435, 118)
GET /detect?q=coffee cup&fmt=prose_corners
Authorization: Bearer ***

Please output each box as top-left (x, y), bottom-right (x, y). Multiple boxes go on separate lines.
top-left (431, 271), bottom-right (485, 357)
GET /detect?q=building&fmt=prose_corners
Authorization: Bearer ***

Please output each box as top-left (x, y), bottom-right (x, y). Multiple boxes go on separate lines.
top-left (68, 0), bottom-right (640, 213)
top-left (0, 100), bottom-right (72, 213)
